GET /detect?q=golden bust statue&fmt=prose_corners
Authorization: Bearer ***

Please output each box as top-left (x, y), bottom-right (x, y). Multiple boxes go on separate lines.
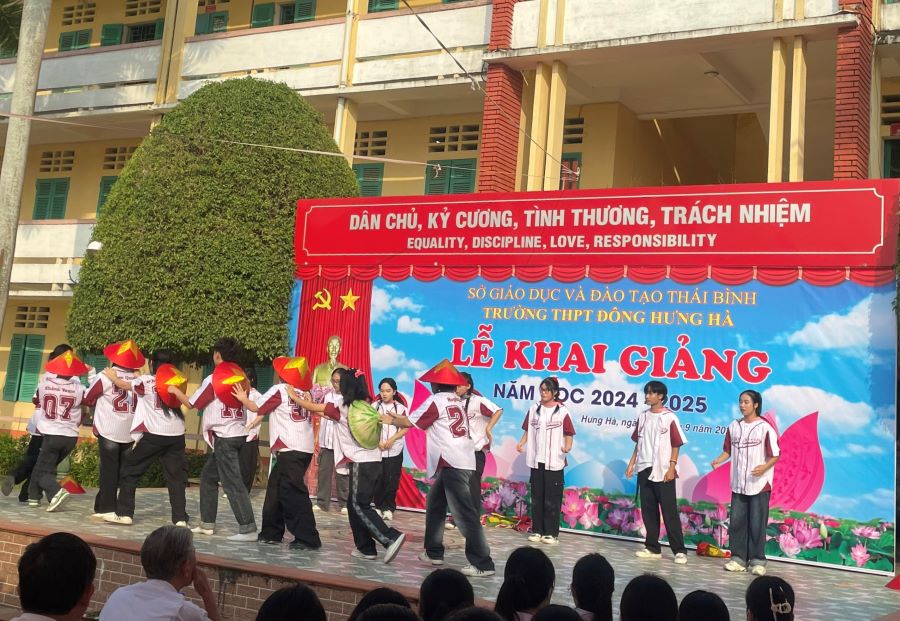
top-left (312, 335), bottom-right (348, 387)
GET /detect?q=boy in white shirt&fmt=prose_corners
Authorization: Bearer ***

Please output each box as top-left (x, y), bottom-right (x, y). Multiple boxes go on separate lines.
top-left (625, 380), bottom-right (688, 565)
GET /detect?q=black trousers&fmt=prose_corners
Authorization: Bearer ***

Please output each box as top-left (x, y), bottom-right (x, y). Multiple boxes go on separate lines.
top-left (29, 435), bottom-right (77, 502)
top-left (239, 439), bottom-right (259, 493)
top-left (638, 467), bottom-right (686, 554)
top-left (348, 461), bottom-right (401, 555)
top-left (469, 451), bottom-right (486, 516)
top-left (373, 452), bottom-right (404, 512)
top-left (530, 464), bottom-right (564, 537)
top-left (12, 435), bottom-right (42, 502)
top-left (117, 433), bottom-right (188, 523)
top-left (260, 451), bottom-right (321, 548)
top-left (96, 436), bottom-right (133, 514)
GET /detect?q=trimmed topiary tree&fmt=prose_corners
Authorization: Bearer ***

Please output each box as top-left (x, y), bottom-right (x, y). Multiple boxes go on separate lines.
top-left (67, 77), bottom-right (358, 363)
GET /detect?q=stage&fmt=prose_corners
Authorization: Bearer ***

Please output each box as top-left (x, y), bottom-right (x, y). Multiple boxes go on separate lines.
top-left (0, 488), bottom-right (894, 621)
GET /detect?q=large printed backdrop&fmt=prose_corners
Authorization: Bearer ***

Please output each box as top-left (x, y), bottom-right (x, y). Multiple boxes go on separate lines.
top-left (365, 276), bottom-right (896, 573)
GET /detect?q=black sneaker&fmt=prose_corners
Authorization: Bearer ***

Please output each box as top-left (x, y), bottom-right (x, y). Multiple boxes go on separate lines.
top-left (289, 541), bottom-right (318, 551)
top-left (258, 538), bottom-right (282, 545)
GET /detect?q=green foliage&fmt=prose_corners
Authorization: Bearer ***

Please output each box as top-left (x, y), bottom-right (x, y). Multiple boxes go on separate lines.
top-left (67, 78), bottom-right (358, 364)
top-left (69, 440), bottom-right (207, 488)
top-left (0, 434), bottom-right (29, 475)
top-left (0, 1), bottom-right (22, 54)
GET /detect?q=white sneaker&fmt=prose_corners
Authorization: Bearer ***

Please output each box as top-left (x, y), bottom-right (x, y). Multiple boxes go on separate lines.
top-left (91, 512), bottom-right (115, 520)
top-left (340, 507), bottom-right (348, 515)
top-left (673, 553), bottom-right (688, 565)
top-left (527, 533), bottom-right (543, 542)
top-left (724, 560), bottom-right (746, 572)
top-left (312, 504), bottom-right (322, 512)
top-left (192, 526), bottom-right (214, 536)
top-left (351, 549), bottom-right (377, 560)
top-left (27, 500), bottom-right (39, 507)
top-left (445, 519), bottom-right (457, 530)
top-left (103, 514), bottom-right (133, 526)
top-left (541, 535), bottom-right (559, 545)
top-left (750, 565), bottom-right (767, 576)
top-left (382, 510), bottom-right (393, 521)
top-left (383, 533), bottom-right (406, 564)
top-left (227, 531), bottom-right (259, 542)
top-left (175, 521), bottom-right (190, 528)
top-left (46, 489), bottom-right (69, 513)
top-left (419, 551), bottom-right (444, 566)
top-left (460, 565), bottom-right (495, 578)
top-left (635, 548), bottom-right (662, 559)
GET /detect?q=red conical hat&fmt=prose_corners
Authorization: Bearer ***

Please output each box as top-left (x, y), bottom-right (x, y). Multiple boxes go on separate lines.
top-left (272, 356), bottom-right (312, 391)
top-left (45, 351), bottom-right (90, 376)
top-left (103, 339), bottom-right (146, 370)
top-left (418, 359), bottom-right (466, 386)
top-left (155, 363), bottom-right (188, 409)
top-left (212, 362), bottom-right (248, 408)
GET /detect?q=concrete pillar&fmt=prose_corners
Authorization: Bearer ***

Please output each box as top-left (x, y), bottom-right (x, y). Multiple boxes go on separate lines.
top-left (333, 97), bottom-right (359, 163)
top-left (767, 38), bottom-right (788, 182)
top-left (542, 61), bottom-right (568, 190)
top-left (154, 0), bottom-right (201, 105)
top-left (788, 36), bottom-right (807, 181)
top-left (526, 63), bottom-right (552, 191)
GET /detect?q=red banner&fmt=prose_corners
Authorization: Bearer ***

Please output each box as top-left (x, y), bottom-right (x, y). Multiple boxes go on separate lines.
top-left (296, 180), bottom-right (899, 269)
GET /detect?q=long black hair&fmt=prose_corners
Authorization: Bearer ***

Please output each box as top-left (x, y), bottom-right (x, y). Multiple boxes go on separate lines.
top-left (151, 350), bottom-right (183, 420)
top-left (571, 553), bottom-right (614, 621)
top-left (494, 547), bottom-right (555, 621)
top-left (745, 577), bottom-right (793, 621)
top-left (340, 368), bottom-right (371, 408)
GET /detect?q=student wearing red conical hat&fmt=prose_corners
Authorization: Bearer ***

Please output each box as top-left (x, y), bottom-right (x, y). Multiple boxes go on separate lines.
top-left (82, 340), bottom-right (144, 519)
top-left (99, 350), bottom-right (190, 527)
top-left (28, 349), bottom-right (90, 513)
top-left (233, 355), bottom-right (322, 550)
top-left (168, 338), bottom-right (258, 542)
top-left (379, 359), bottom-right (495, 578)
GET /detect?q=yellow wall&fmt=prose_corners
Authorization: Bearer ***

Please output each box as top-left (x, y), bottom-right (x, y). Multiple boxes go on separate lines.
top-left (355, 113), bottom-right (481, 196)
top-left (20, 138), bottom-right (143, 221)
top-left (48, 0), bottom-right (170, 53)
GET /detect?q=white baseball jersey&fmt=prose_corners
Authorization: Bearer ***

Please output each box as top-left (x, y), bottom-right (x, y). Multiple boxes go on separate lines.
top-left (26, 372), bottom-right (56, 436)
top-left (522, 402), bottom-right (576, 471)
top-left (408, 391), bottom-right (475, 478)
top-left (255, 384), bottom-right (315, 454)
top-left (32, 375), bottom-right (85, 437)
top-left (318, 391), bottom-right (340, 450)
top-left (631, 407), bottom-right (687, 482)
top-left (724, 418), bottom-right (780, 496)
top-left (189, 374), bottom-right (248, 449)
top-left (464, 394), bottom-right (501, 452)
top-left (375, 399), bottom-right (407, 458)
top-left (131, 375), bottom-right (186, 437)
top-left (323, 396), bottom-right (381, 465)
top-left (84, 369), bottom-right (138, 443)
top-left (245, 388), bottom-right (262, 442)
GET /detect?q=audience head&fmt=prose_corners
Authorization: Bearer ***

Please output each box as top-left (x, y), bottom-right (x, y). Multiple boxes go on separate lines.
top-left (678, 590), bottom-right (729, 621)
top-left (746, 577), bottom-right (794, 621)
top-left (348, 587), bottom-right (411, 621)
top-left (140, 525), bottom-right (196, 584)
top-left (419, 568), bottom-right (475, 621)
top-left (18, 532), bottom-right (96, 617)
top-left (533, 604), bottom-right (582, 621)
top-left (571, 553), bottom-right (614, 621)
top-left (446, 608), bottom-right (504, 621)
top-left (255, 583), bottom-right (325, 621)
top-left (494, 547), bottom-right (555, 621)
top-left (620, 574), bottom-right (677, 621)
top-left (357, 604), bottom-right (421, 621)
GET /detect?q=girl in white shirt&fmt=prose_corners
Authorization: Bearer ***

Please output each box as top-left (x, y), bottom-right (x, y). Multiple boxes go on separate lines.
top-left (516, 376), bottom-right (576, 545)
top-left (372, 377), bottom-right (408, 522)
top-left (711, 389), bottom-right (780, 576)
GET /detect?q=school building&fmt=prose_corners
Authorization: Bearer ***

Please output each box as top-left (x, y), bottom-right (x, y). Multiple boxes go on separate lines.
top-left (0, 0), bottom-right (892, 437)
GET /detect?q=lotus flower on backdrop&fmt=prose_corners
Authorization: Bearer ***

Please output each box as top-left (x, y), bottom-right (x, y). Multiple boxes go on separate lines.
top-left (578, 502), bottom-right (601, 529)
top-left (851, 542), bottom-right (871, 567)
top-left (851, 525), bottom-right (881, 540)
top-left (778, 533), bottom-right (802, 557)
top-left (792, 520), bottom-right (824, 550)
top-left (562, 489), bottom-right (587, 528)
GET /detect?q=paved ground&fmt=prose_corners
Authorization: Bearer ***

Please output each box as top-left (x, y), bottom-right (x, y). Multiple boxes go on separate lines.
top-left (2, 488), bottom-right (897, 620)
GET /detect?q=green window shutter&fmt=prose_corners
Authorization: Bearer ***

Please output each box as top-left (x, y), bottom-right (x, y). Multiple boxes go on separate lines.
top-left (58, 31), bottom-right (76, 52)
top-left (425, 160), bottom-right (451, 195)
top-left (100, 24), bottom-right (124, 46)
top-left (254, 364), bottom-right (275, 394)
top-left (154, 18), bottom-right (165, 40)
top-left (251, 3), bottom-right (275, 27)
top-left (97, 176), bottom-right (117, 215)
top-left (294, 0), bottom-right (316, 21)
top-left (353, 163), bottom-right (384, 197)
top-left (210, 11), bottom-right (229, 32)
top-left (195, 14), bottom-right (211, 35)
top-left (79, 353), bottom-right (106, 387)
top-left (49, 179), bottom-right (69, 219)
top-left (18, 335), bottom-right (45, 403)
top-left (448, 158), bottom-right (477, 194)
top-left (74, 29), bottom-right (92, 49)
top-left (3, 335), bottom-right (26, 402)
top-left (201, 362), bottom-right (214, 378)
top-left (33, 179), bottom-right (52, 219)
top-left (368, 0), bottom-right (398, 12)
